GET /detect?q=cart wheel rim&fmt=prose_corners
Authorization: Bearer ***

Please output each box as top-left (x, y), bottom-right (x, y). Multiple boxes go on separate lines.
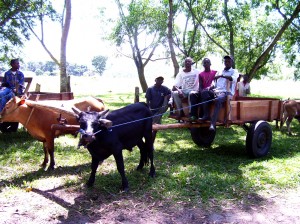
top-left (257, 132), bottom-right (267, 148)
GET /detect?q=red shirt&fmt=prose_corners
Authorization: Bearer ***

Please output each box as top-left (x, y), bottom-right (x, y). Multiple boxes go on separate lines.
top-left (199, 70), bottom-right (217, 89)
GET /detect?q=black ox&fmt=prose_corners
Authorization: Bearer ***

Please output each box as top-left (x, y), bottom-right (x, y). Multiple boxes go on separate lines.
top-left (73, 102), bottom-right (156, 191)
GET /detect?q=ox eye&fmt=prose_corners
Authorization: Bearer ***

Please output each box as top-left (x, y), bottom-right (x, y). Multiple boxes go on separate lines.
top-left (92, 121), bottom-right (100, 128)
top-left (80, 122), bottom-right (87, 130)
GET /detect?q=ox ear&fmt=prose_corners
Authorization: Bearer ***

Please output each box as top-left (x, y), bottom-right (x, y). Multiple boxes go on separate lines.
top-left (99, 109), bottom-right (109, 118)
top-left (99, 118), bottom-right (113, 129)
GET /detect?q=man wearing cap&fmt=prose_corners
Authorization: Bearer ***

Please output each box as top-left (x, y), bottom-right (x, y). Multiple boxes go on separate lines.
top-left (145, 76), bottom-right (171, 124)
top-left (172, 57), bottom-right (200, 119)
top-left (199, 55), bottom-right (239, 131)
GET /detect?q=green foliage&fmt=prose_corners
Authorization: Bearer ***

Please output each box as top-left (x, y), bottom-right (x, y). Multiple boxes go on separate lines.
top-left (25, 61), bottom-right (88, 76)
top-left (0, 0), bottom-right (56, 63)
top-left (182, 0), bottom-right (300, 80)
top-left (67, 63), bottom-right (88, 76)
top-left (92, 55), bottom-right (107, 76)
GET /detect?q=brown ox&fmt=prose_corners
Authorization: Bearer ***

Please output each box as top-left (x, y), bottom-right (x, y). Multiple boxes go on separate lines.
top-left (280, 100), bottom-right (300, 135)
top-left (0, 96), bottom-right (105, 170)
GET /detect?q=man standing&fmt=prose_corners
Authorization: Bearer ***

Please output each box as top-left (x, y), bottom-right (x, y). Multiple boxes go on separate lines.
top-left (145, 76), bottom-right (171, 124)
top-left (237, 74), bottom-right (251, 97)
top-left (189, 58), bottom-right (218, 120)
top-left (199, 55), bottom-right (239, 131)
top-left (172, 57), bottom-right (199, 119)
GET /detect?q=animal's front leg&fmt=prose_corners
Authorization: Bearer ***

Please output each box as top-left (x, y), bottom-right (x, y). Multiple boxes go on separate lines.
top-left (136, 141), bottom-right (147, 170)
top-left (47, 139), bottom-right (55, 170)
top-left (286, 117), bottom-right (293, 135)
top-left (41, 142), bottom-right (49, 169)
top-left (113, 151), bottom-right (129, 191)
top-left (87, 157), bottom-right (100, 187)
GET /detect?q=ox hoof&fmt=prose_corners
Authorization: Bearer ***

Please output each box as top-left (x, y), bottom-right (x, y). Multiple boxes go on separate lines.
top-left (46, 166), bottom-right (55, 171)
top-left (149, 170), bottom-right (156, 178)
top-left (136, 165), bottom-right (144, 171)
top-left (86, 181), bottom-right (94, 188)
top-left (121, 186), bottom-right (129, 192)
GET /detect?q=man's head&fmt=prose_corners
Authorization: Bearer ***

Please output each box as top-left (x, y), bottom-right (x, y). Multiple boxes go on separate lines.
top-left (10, 59), bottom-right (20, 71)
top-left (223, 55), bottom-right (233, 69)
top-left (243, 74), bottom-right (249, 82)
top-left (202, 58), bottom-right (211, 71)
top-left (155, 76), bottom-right (164, 86)
top-left (183, 57), bottom-right (194, 72)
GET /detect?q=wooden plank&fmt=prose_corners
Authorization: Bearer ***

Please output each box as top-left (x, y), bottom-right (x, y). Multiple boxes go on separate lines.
top-left (0, 76), bottom-right (32, 95)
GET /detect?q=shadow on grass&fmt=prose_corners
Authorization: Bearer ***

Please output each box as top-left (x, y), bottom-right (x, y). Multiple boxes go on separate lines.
top-left (1, 119), bottom-right (300, 220)
top-left (0, 163), bottom-right (90, 191)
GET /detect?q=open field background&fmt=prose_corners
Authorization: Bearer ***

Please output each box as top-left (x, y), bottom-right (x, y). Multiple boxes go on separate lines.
top-left (28, 75), bottom-right (300, 99)
top-left (0, 76), bottom-right (300, 223)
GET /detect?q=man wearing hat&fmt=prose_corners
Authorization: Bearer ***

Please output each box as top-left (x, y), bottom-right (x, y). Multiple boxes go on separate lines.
top-left (199, 55), bottom-right (239, 131)
top-left (145, 76), bottom-right (171, 124)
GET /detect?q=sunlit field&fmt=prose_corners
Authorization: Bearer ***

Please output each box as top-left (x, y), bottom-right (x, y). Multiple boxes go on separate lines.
top-left (28, 75), bottom-right (300, 99)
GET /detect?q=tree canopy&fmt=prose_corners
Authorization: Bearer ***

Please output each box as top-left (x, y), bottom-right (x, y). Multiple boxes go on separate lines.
top-left (0, 0), bottom-right (55, 62)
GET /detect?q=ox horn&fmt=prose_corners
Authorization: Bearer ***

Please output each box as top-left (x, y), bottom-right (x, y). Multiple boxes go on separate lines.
top-left (72, 106), bottom-right (82, 115)
top-left (99, 118), bottom-right (113, 129)
top-left (99, 109), bottom-right (109, 118)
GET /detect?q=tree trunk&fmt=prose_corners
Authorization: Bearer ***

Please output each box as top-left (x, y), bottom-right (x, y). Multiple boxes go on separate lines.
top-left (168, 0), bottom-right (179, 78)
top-left (136, 64), bottom-right (147, 92)
top-left (224, 0), bottom-right (235, 68)
top-left (248, 1), bottom-right (300, 79)
top-left (60, 0), bottom-right (71, 92)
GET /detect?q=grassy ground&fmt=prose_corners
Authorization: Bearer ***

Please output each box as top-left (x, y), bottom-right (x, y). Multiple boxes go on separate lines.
top-left (1, 91), bottom-right (300, 210)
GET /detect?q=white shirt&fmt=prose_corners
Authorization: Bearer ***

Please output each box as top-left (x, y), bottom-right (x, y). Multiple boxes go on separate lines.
top-left (237, 82), bottom-right (250, 96)
top-left (174, 69), bottom-right (200, 94)
top-left (214, 68), bottom-right (239, 95)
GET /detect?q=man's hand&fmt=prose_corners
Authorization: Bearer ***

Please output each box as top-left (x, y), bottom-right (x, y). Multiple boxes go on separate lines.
top-left (178, 90), bottom-right (184, 98)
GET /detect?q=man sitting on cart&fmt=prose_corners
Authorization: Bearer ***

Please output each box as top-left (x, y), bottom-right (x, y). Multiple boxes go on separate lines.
top-left (0, 58), bottom-right (25, 132)
top-left (189, 58), bottom-right (218, 121)
top-left (172, 57), bottom-right (199, 120)
top-left (199, 55), bottom-right (239, 131)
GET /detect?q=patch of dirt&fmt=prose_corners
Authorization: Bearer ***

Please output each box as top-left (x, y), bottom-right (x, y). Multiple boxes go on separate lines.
top-left (0, 184), bottom-right (300, 224)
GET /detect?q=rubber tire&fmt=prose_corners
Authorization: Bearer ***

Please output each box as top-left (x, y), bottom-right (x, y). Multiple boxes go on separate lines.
top-left (246, 120), bottom-right (272, 158)
top-left (190, 127), bottom-right (216, 147)
top-left (0, 122), bottom-right (19, 133)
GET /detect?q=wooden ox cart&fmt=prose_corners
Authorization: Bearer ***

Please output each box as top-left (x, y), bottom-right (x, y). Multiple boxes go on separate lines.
top-left (153, 96), bottom-right (283, 158)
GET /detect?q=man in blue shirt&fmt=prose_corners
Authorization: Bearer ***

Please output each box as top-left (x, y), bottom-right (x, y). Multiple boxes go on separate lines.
top-left (2, 58), bottom-right (25, 96)
top-left (0, 59), bottom-right (25, 132)
top-left (145, 76), bottom-right (171, 124)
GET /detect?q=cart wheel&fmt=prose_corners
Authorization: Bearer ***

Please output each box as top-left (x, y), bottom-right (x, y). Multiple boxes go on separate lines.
top-left (0, 122), bottom-right (19, 133)
top-left (190, 127), bottom-right (216, 147)
top-left (246, 120), bottom-right (272, 158)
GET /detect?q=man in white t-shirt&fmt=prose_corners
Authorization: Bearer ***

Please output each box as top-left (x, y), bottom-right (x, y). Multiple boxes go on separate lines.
top-left (199, 55), bottom-right (239, 131)
top-left (172, 57), bottom-right (199, 119)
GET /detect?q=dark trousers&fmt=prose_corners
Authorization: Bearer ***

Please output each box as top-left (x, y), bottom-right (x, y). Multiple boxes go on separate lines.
top-left (189, 92), bottom-right (201, 117)
top-left (201, 90), bottom-right (227, 126)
